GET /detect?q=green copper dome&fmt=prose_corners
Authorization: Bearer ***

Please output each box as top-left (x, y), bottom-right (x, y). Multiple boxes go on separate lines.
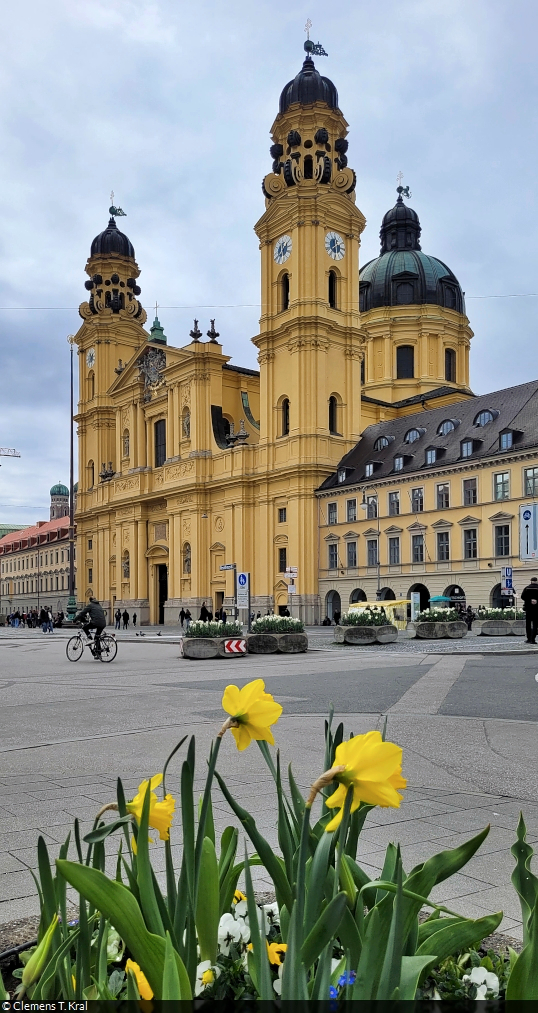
top-left (50, 483), bottom-right (69, 497)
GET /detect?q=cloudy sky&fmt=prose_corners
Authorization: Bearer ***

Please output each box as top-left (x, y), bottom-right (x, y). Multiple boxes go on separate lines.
top-left (0, 0), bottom-right (536, 523)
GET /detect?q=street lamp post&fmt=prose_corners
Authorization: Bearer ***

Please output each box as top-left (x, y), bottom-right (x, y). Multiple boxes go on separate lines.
top-left (361, 487), bottom-right (382, 599)
top-left (66, 336), bottom-right (77, 621)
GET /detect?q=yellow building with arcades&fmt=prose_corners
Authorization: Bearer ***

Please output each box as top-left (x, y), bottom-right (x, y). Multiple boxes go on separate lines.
top-left (74, 44), bottom-right (481, 624)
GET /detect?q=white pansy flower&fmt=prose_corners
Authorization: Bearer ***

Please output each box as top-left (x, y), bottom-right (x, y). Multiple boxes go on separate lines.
top-left (234, 915), bottom-right (251, 944)
top-left (273, 963), bottom-right (284, 995)
top-left (234, 898), bottom-right (248, 919)
top-left (217, 912), bottom-right (243, 955)
top-left (462, 967), bottom-right (500, 998)
top-left (105, 927), bottom-right (124, 963)
top-left (262, 901), bottom-right (280, 932)
top-left (194, 959), bottom-right (220, 996)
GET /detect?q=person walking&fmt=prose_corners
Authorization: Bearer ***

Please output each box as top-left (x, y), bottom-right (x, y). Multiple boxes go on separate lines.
top-left (114, 608), bottom-right (121, 630)
top-left (122, 609), bottom-right (129, 630)
top-left (199, 602), bottom-right (210, 622)
top-left (132, 612), bottom-right (137, 627)
top-left (333, 609), bottom-right (341, 625)
top-left (39, 606), bottom-right (48, 633)
top-left (521, 577), bottom-right (538, 644)
top-left (75, 596), bottom-right (107, 656)
top-left (185, 608), bottom-right (192, 628)
top-left (179, 607), bottom-right (186, 628)
top-left (221, 607), bottom-right (227, 624)
top-left (47, 609), bottom-right (54, 633)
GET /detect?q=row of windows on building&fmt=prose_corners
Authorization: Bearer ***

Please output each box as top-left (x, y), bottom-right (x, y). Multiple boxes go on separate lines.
top-left (279, 271), bottom-right (339, 312)
top-left (326, 524), bottom-right (512, 570)
top-left (1, 547), bottom-right (74, 574)
top-left (1, 573), bottom-right (75, 594)
top-left (328, 468), bottom-right (538, 525)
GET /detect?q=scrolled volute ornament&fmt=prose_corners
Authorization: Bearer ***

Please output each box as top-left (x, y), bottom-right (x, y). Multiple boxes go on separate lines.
top-left (332, 167), bottom-right (356, 194)
top-left (262, 173), bottom-right (286, 199)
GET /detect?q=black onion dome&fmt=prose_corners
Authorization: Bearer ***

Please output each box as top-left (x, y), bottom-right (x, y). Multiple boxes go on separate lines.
top-left (90, 218), bottom-right (135, 259)
top-left (359, 197), bottom-right (465, 314)
top-left (279, 56), bottom-right (338, 113)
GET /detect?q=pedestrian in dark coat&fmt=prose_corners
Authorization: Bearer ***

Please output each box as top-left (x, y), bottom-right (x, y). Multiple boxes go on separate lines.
top-left (521, 577), bottom-right (538, 644)
top-left (122, 609), bottom-right (129, 629)
top-left (199, 602), bottom-right (210, 621)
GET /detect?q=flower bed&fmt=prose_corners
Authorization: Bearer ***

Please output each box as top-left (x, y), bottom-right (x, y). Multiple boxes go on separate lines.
top-left (473, 609), bottom-right (526, 637)
top-left (246, 632), bottom-right (308, 654)
top-left (334, 624), bottom-right (398, 645)
top-left (415, 607), bottom-right (462, 623)
top-left (2, 680), bottom-right (536, 1002)
top-left (184, 619), bottom-right (243, 638)
top-left (340, 606), bottom-right (391, 626)
top-left (475, 608), bottom-right (525, 620)
top-left (250, 616), bottom-right (304, 633)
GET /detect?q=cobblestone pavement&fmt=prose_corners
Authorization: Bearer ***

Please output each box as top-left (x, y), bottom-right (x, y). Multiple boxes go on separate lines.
top-left (1, 634), bottom-right (537, 943)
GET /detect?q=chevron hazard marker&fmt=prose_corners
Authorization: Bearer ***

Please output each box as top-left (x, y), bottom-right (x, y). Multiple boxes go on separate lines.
top-left (224, 639), bottom-right (247, 654)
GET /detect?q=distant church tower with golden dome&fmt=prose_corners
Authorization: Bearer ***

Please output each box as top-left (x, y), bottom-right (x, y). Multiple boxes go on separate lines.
top-left (73, 43), bottom-right (474, 624)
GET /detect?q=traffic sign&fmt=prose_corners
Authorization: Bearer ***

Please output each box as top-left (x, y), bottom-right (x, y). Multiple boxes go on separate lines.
top-left (288, 584), bottom-right (297, 594)
top-left (286, 566), bottom-right (298, 575)
top-left (237, 572), bottom-right (250, 607)
top-left (224, 639), bottom-right (247, 654)
top-left (220, 563), bottom-right (236, 570)
top-left (520, 504), bottom-right (538, 559)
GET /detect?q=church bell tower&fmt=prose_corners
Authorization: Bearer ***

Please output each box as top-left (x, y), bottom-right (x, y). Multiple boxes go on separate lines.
top-left (253, 42), bottom-right (366, 462)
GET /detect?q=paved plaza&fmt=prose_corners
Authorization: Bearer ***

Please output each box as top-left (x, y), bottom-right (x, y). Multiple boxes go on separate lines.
top-left (1, 627), bottom-right (538, 944)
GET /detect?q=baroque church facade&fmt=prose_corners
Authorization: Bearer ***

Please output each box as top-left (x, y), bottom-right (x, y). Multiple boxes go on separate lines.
top-left (74, 47), bottom-right (478, 625)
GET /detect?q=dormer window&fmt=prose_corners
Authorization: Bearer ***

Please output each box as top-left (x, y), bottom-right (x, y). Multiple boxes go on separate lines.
top-left (337, 469), bottom-right (346, 483)
top-left (499, 430), bottom-right (513, 450)
top-left (393, 455), bottom-right (404, 472)
top-left (425, 448), bottom-right (437, 465)
top-left (374, 435), bottom-right (390, 451)
top-left (474, 409), bottom-right (497, 427)
top-left (461, 439), bottom-right (474, 458)
top-left (437, 419), bottom-right (458, 436)
top-left (365, 462), bottom-right (374, 478)
top-left (404, 427), bottom-right (423, 444)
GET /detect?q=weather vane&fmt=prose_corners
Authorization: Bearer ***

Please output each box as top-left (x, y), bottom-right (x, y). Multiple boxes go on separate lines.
top-left (109, 190), bottom-right (127, 217)
top-left (304, 19), bottom-right (328, 57)
top-left (396, 171), bottom-right (412, 200)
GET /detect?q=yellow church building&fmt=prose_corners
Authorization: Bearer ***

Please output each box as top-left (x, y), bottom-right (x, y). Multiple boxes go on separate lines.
top-left (73, 44), bottom-right (536, 624)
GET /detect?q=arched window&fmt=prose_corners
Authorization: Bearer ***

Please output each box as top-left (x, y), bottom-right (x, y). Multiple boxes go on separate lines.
top-left (404, 428), bottom-right (423, 444)
top-left (122, 551), bottom-right (130, 579)
top-left (280, 273), bottom-right (290, 312)
top-left (396, 345), bottom-right (414, 379)
top-left (183, 542), bottom-right (191, 574)
top-left (350, 588), bottom-right (367, 603)
top-left (303, 155), bottom-right (313, 179)
top-left (122, 430), bottom-right (130, 457)
top-left (374, 436), bottom-right (390, 451)
top-left (281, 398), bottom-right (290, 436)
top-left (437, 419), bottom-right (458, 436)
top-left (445, 348), bottom-right (456, 382)
top-left (474, 409), bottom-right (495, 427)
top-left (87, 461), bottom-right (94, 489)
top-left (87, 371), bottom-right (95, 400)
top-left (328, 270), bottom-right (337, 309)
top-left (328, 395), bottom-right (338, 434)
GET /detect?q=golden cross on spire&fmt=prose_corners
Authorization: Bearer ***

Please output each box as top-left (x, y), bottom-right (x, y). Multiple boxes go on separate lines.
top-left (110, 190), bottom-right (115, 206)
top-left (396, 171), bottom-right (404, 189)
top-left (305, 18), bottom-right (312, 39)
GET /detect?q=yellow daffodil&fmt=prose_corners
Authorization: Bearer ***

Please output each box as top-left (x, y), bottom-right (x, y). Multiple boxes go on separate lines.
top-left (126, 773), bottom-right (175, 841)
top-left (324, 731), bottom-right (406, 832)
top-left (267, 941), bottom-right (287, 965)
top-left (125, 959), bottom-right (153, 1000)
top-left (233, 889), bottom-right (247, 903)
top-left (221, 679), bottom-right (283, 751)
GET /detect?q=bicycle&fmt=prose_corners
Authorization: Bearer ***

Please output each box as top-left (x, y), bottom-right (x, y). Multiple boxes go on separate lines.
top-left (66, 628), bottom-right (117, 663)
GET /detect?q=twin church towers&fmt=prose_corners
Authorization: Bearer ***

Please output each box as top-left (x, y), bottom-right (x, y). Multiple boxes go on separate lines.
top-left (73, 44), bottom-right (473, 623)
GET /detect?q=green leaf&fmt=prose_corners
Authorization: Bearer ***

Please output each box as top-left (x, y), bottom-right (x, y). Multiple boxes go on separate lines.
top-left (288, 763), bottom-right (306, 825)
top-left (243, 843), bottom-right (274, 1000)
top-left (417, 914), bottom-right (463, 946)
top-left (511, 813), bottom-right (538, 945)
top-left (377, 849), bottom-right (405, 1000)
top-left (0, 966), bottom-right (9, 1001)
top-left (416, 912), bottom-right (503, 963)
top-left (338, 904), bottom-right (362, 968)
top-left (339, 852), bottom-right (358, 907)
top-left (352, 905), bottom-right (389, 999)
top-left (126, 968), bottom-right (140, 1000)
top-left (398, 954), bottom-right (437, 999)
top-left (310, 941), bottom-right (333, 1000)
top-left (56, 860), bottom-right (192, 999)
top-left (214, 770), bottom-right (293, 911)
top-left (162, 734), bottom-right (188, 795)
top-left (304, 830), bottom-right (332, 930)
top-left (276, 751), bottom-right (295, 885)
top-left (506, 891), bottom-right (538, 999)
top-left (162, 931), bottom-right (181, 999)
top-left (181, 755), bottom-right (195, 908)
top-left (195, 837), bottom-right (219, 963)
top-left (32, 925), bottom-right (83, 1001)
top-left (83, 816), bottom-right (133, 844)
top-left (301, 891), bottom-right (347, 969)
top-left (136, 775), bottom-right (165, 937)
top-left (218, 826), bottom-right (238, 884)
top-left (376, 841), bottom-right (399, 905)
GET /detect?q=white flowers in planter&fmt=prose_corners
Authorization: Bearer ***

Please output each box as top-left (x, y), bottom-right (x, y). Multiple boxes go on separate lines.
top-left (462, 966), bottom-right (500, 998)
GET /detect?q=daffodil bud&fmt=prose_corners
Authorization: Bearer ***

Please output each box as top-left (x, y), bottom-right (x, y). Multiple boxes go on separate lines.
top-left (21, 914), bottom-right (58, 991)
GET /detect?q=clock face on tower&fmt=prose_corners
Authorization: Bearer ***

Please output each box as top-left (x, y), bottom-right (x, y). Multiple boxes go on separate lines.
top-left (86, 348), bottom-right (96, 368)
top-left (325, 231), bottom-right (346, 260)
top-left (274, 235), bottom-right (292, 265)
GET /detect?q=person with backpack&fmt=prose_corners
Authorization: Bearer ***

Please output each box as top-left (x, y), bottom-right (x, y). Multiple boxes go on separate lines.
top-left (114, 608), bottom-right (121, 630)
top-left (521, 577), bottom-right (538, 644)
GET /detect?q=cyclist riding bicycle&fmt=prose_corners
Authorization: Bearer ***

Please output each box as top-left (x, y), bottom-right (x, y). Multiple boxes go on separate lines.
top-left (75, 597), bottom-right (107, 656)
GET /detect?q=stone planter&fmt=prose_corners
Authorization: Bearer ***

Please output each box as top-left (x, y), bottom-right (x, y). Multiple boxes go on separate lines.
top-left (334, 624), bottom-right (398, 645)
top-left (474, 618), bottom-right (526, 636)
top-left (246, 632), bottom-right (308, 654)
top-left (181, 636), bottom-right (247, 659)
top-left (414, 621), bottom-right (467, 640)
